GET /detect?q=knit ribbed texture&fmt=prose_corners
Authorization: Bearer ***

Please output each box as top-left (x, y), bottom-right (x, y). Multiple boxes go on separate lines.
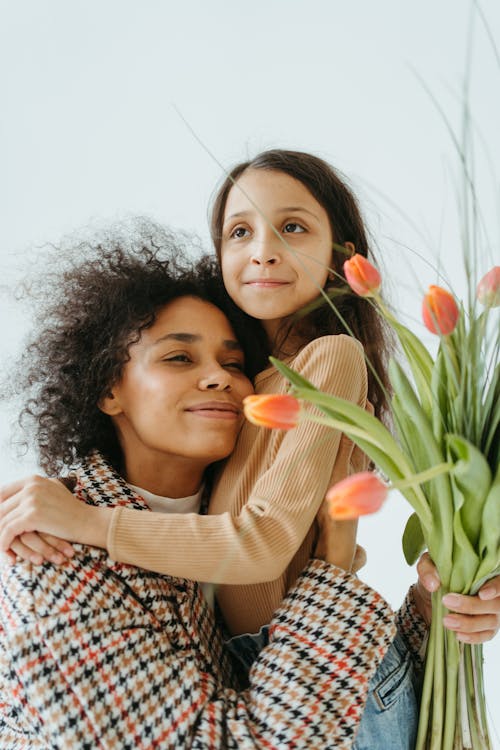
top-left (108, 334), bottom-right (370, 635)
top-left (0, 453), bottom-right (398, 749)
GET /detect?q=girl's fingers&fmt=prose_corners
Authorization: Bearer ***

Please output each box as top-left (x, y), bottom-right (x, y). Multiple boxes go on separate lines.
top-left (38, 533), bottom-right (75, 559)
top-left (18, 532), bottom-right (65, 564)
top-left (9, 537), bottom-right (44, 565)
top-left (0, 477), bottom-right (41, 502)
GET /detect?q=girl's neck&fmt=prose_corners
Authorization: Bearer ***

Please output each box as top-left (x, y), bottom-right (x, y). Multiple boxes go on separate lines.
top-left (263, 319), bottom-right (307, 359)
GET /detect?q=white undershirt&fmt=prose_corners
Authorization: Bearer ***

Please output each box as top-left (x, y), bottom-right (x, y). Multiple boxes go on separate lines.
top-left (127, 483), bottom-right (214, 609)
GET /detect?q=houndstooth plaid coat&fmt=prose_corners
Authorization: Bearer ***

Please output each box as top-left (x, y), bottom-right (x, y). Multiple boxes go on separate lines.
top-left (0, 453), bottom-right (401, 749)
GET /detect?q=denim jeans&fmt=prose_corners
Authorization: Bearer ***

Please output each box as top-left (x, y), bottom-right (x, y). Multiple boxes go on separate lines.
top-left (226, 627), bottom-right (419, 749)
top-left (353, 631), bottom-right (419, 750)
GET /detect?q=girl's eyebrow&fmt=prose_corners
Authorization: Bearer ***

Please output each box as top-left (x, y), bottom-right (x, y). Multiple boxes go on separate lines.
top-left (225, 206), bottom-right (319, 222)
top-left (152, 332), bottom-right (242, 350)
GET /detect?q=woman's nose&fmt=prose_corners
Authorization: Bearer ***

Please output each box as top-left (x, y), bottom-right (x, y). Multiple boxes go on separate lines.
top-left (198, 367), bottom-right (233, 391)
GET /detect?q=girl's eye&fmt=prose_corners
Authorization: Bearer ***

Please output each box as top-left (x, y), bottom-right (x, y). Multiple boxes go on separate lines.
top-left (283, 222), bottom-right (306, 234)
top-left (230, 226), bottom-right (250, 240)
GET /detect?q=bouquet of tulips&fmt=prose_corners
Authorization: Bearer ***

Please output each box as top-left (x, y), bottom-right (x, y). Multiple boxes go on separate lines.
top-left (244, 257), bottom-right (500, 750)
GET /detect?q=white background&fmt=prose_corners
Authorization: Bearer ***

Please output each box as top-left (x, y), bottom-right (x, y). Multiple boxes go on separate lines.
top-left (1, 1), bottom-right (499, 743)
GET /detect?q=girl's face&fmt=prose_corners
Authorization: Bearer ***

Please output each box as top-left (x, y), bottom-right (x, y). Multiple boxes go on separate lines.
top-left (100, 296), bottom-right (254, 496)
top-left (220, 168), bottom-right (333, 339)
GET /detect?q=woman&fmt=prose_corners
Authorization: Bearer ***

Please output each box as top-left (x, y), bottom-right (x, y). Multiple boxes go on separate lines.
top-left (0, 226), bottom-right (405, 748)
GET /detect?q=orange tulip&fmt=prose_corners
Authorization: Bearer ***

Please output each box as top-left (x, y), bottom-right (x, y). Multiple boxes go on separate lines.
top-left (243, 394), bottom-right (300, 430)
top-left (422, 285), bottom-right (459, 335)
top-left (477, 266), bottom-right (500, 308)
top-left (343, 254), bottom-right (381, 297)
top-left (326, 472), bottom-right (388, 520)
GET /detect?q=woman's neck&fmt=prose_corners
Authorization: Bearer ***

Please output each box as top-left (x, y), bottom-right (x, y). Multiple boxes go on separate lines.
top-left (121, 453), bottom-right (205, 498)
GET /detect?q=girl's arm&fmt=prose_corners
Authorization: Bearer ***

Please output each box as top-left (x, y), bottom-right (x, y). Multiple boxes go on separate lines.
top-left (1, 335), bottom-right (368, 582)
top-left (105, 334), bottom-right (369, 582)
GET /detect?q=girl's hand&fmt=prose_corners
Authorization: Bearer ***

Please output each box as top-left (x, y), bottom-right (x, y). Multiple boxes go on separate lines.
top-left (415, 552), bottom-right (500, 644)
top-left (0, 475), bottom-right (110, 558)
top-left (7, 531), bottom-right (75, 566)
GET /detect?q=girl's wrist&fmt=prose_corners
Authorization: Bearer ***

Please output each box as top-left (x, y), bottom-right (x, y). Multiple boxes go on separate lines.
top-left (76, 505), bottom-right (111, 549)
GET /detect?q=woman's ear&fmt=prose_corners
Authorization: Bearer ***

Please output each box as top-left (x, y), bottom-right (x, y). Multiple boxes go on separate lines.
top-left (344, 241), bottom-right (355, 256)
top-left (98, 389), bottom-right (123, 416)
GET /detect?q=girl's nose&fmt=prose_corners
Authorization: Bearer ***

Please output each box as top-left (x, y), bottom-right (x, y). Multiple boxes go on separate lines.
top-left (250, 233), bottom-right (282, 266)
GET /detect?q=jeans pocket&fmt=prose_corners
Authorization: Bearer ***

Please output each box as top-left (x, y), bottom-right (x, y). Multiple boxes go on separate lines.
top-left (353, 634), bottom-right (419, 750)
top-left (370, 644), bottom-right (414, 711)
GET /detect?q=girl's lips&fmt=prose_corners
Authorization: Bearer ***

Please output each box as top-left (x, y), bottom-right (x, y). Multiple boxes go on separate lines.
top-left (244, 280), bottom-right (291, 287)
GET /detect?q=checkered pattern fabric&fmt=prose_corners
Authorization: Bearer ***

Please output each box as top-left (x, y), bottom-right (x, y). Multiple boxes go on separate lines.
top-left (0, 453), bottom-right (397, 749)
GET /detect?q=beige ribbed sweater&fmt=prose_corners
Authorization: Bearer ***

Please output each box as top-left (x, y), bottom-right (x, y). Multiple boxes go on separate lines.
top-left (107, 334), bottom-right (369, 635)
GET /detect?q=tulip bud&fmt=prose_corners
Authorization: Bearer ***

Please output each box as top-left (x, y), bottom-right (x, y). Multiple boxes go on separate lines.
top-left (327, 472), bottom-right (388, 520)
top-left (477, 267), bottom-right (500, 307)
top-left (422, 285), bottom-right (459, 335)
top-left (243, 394), bottom-right (300, 430)
top-left (343, 254), bottom-right (381, 297)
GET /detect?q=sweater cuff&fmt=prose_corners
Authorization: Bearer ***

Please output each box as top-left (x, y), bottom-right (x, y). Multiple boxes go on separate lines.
top-left (106, 506), bottom-right (123, 559)
top-left (395, 584), bottom-right (429, 672)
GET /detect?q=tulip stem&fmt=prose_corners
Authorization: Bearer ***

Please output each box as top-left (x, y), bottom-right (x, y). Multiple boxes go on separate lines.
top-left (391, 462), bottom-right (452, 490)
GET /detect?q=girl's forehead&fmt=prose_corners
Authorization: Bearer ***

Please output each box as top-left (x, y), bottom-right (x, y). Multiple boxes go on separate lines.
top-left (225, 169), bottom-right (319, 212)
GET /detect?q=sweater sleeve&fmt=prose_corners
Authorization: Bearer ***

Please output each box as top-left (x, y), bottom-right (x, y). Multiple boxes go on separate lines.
top-left (107, 335), bottom-right (368, 583)
top-left (0, 554), bottom-right (396, 749)
top-left (395, 584), bottom-right (429, 673)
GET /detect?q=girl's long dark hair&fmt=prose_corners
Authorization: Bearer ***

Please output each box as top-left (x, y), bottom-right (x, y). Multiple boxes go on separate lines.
top-left (210, 149), bottom-right (393, 423)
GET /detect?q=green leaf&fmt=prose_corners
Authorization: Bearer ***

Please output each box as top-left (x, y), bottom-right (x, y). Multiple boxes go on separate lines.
top-left (389, 360), bottom-right (454, 578)
top-left (481, 361), bottom-right (500, 464)
top-left (474, 463), bottom-right (500, 587)
top-left (431, 349), bottom-right (448, 446)
top-left (445, 435), bottom-right (492, 549)
top-left (449, 509), bottom-right (480, 594)
top-left (271, 357), bottom-right (433, 529)
top-left (391, 320), bottom-right (434, 416)
top-left (402, 512), bottom-right (426, 565)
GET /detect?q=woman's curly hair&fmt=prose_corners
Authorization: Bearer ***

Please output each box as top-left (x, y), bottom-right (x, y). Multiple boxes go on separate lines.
top-left (12, 220), bottom-right (269, 475)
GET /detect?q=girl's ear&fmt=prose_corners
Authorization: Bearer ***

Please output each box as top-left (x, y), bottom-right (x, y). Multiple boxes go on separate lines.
top-left (98, 389), bottom-right (123, 416)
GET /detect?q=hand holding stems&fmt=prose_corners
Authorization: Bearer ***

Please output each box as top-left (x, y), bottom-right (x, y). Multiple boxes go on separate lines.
top-left (414, 552), bottom-right (500, 644)
top-left (314, 503), bottom-right (500, 646)
top-left (0, 475), bottom-right (111, 564)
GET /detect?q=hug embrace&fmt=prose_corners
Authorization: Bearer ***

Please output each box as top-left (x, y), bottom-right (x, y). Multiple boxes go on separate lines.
top-left (0, 150), bottom-right (499, 749)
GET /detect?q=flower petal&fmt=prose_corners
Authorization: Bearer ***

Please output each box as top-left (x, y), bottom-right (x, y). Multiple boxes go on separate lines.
top-left (243, 394), bottom-right (300, 430)
top-left (327, 472), bottom-right (388, 519)
top-left (477, 266), bottom-right (500, 308)
top-left (422, 285), bottom-right (459, 335)
top-left (343, 254), bottom-right (381, 297)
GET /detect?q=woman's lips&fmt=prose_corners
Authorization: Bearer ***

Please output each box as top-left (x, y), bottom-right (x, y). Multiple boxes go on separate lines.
top-left (185, 401), bottom-right (241, 420)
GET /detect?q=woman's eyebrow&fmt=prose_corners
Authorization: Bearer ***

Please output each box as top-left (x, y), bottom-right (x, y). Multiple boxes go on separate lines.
top-left (153, 332), bottom-right (201, 345)
top-left (152, 332), bottom-right (243, 351)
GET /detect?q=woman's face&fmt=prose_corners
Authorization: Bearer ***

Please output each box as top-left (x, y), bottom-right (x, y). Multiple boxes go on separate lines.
top-left (220, 168), bottom-right (333, 339)
top-left (100, 296), bottom-right (254, 494)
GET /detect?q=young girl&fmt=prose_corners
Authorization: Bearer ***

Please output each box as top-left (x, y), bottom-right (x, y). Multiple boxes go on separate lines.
top-left (2, 152), bottom-right (500, 748)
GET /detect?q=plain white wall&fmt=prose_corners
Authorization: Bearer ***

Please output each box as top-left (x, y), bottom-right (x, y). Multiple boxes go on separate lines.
top-left (1, 2), bottom-right (499, 743)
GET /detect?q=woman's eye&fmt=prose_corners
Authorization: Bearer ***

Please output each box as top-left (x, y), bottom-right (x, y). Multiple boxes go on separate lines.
top-left (283, 222), bottom-right (305, 234)
top-left (224, 361), bottom-right (245, 372)
top-left (230, 226), bottom-right (250, 239)
top-left (164, 354), bottom-right (191, 363)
